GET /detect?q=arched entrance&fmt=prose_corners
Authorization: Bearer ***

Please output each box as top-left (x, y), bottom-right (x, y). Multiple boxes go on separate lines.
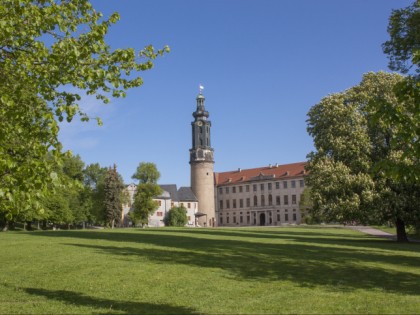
top-left (259, 213), bottom-right (266, 226)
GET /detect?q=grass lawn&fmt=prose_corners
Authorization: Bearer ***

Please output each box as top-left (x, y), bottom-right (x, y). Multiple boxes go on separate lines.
top-left (0, 226), bottom-right (419, 314)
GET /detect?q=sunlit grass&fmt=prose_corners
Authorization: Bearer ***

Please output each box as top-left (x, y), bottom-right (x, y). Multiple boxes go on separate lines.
top-left (1, 226), bottom-right (419, 314)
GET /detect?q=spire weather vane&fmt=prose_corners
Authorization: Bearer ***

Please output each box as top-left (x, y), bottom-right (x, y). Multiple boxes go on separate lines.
top-left (199, 84), bottom-right (204, 94)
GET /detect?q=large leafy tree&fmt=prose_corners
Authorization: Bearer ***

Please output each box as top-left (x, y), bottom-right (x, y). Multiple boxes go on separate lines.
top-left (381, 0), bottom-right (420, 183)
top-left (0, 0), bottom-right (168, 229)
top-left (103, 165), bottom-right (124, 228)
top-left (307, 72), bottom-right (420, 242)
top-left (130, 162), bottom-right (162, 227)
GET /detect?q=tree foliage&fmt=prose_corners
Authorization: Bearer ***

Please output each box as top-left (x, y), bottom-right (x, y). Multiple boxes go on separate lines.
top-left (131, 162), bottom-right (162, 227)
top-left (383, 0), bottom-right (420, 75)
top-left (164, 206), bottom-right (188, 227)
top-left (132, 162), bottom-right (161, 184)
top-left (306, 72), bottom-right (420, 242)
top-left (381, 0), bottom-right (420, 183)
top-left (103, 165), bottom-right (124, 228)
top-left (0, 0), bottom-right (168, 229)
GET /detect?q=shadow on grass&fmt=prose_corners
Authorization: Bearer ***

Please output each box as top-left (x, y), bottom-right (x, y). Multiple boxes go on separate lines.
top-left (23, 287), bottom-right (198, 314)
top-left (29, 229), bottom-right (420, 296)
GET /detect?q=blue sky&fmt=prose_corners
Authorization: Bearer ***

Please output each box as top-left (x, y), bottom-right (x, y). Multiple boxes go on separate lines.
top-left (58, 0), bottom-right (411, 187)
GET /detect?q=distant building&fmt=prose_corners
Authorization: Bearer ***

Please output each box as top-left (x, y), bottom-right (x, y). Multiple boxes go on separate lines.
top-left (122, 184), bottom-right (198, 227)
top-left (214, 162), bottom-right (308, 227)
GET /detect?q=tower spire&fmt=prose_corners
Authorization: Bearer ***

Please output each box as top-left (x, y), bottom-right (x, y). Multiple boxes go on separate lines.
top-left (190, 89), bottom-right (215, 227)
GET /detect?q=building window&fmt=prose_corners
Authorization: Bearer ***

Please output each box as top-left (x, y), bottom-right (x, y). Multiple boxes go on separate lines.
top-left (220, 217), bottom-right (223, 225)
top-left (292, 195), bottom-right (296, 204)
top-left (247, 215), bottom-right (250, 224)
top-left (233, 186), bottom-right (236, 193)
top-left (300, 180), bottom-right (305, 187)
top-left (293, 213), bottom-right (297, 221)
top-left (239, 199), bottom-right (243, 208)
top-left (254, 196), bottom-right (258, 206)
top-left (233, 216), bottom-right (237, 224)
top-left (285, 213), bottom-right (289, 221)
top-left (276, 196), bottom-right (281, 205)
top-left (246, 198), bottom-right (250, 207)
top-left (227, 216), bottom-right (230, 224)
top-left (239, 186), bottom-right (243, 193)
top-left (277, 214), bottom-right (280, 221)
top-left (253, 184), bottom-right (257, 192)
top-left (240, 216), bottom-right (243, 223)
top-left (284, 195), bottom-right (289, 205)
top-left (233, 199), bottom-right (237, 209)
top-left (219, 200), bottom-right (223, 210)
top-left (226, 187), bottom-right (229, 194)
top-left (157, 212), bottom-right (163, 217)
top-left (268, 194), bottom-right (273, 206)
top-left (246, 185), bottom-right (250, 192)
top-left (260, 183), bottom-right (264, 191)
top-left (219, 187), bottom-right (223, 194)
top-left (226, 200), bottom-right (230, 209)
top-left (276, 182), bottom-right (280, 189)
top-left (283, 181), bottom-right (288, 189)
top-left (188, 203), bottom-right (191, 208)
top-left (291, 180), bottom-right (296, 188)
top-left (268, 183), bottom-right (272, 190)
top-left (158, 200), bottom-right (162, 206)
top-left (261, 195), bottom-right (265, 206)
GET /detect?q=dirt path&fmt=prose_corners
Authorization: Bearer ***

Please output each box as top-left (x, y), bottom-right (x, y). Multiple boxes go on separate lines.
top-left (346, 226), bottom-right (396, 239)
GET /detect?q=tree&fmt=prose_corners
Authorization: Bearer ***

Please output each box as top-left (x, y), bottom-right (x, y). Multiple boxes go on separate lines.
top-left (103, 165), bottom-right (124, 228)
top-left (383, 0), bottom-right (420, 75)
top-left (306, 72), bottom-right (420, 242)
top-left (83, 163), bottom-right (108, 224)
top-left (130, 162), bottom-right (162, 227)
top-left (380, 0), bottom-right (420, 183)
top-left (0, 0), bottom-right (168, 229)
top-left (132, 162), bottom-right (161, 184)
top-left (163, 206), bottom-right (188, 227)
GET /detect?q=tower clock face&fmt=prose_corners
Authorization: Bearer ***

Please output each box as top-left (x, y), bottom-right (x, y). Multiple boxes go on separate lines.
top-left (197, 121), bottom-right (203, 126)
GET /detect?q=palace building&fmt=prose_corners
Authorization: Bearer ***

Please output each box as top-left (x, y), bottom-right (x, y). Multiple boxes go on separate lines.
top-left (123, 89), bottom-right (308, 227)
top-left (214, 162), bottom-right (307, 227)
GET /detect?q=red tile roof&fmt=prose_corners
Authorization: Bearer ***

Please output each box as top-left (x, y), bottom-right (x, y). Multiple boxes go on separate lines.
top-left (214, 162), bottom-right (307, 186)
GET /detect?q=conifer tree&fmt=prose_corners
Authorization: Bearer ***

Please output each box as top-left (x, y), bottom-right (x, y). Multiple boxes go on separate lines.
top-left (103, 164), bottom-right (124, 228)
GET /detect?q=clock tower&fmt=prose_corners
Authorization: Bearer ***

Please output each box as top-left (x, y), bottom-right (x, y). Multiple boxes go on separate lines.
top-left (190, 90), bottom-right (216, 227)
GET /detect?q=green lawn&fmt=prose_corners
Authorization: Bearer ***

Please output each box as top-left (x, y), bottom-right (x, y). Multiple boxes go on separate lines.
top-left (1, 227), bottom-right (419, 314)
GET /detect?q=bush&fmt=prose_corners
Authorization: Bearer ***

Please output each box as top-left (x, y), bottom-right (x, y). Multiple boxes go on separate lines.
top-left (164, 206), bottom-right (188, 227)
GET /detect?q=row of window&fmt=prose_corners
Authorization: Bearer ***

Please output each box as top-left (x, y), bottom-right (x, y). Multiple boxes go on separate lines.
top-left (219, 180), bottom-right (304, 195)
top-left (219, 210), bottom-right (298, 225)
top-left (156, 201), bottom-right (194, 209)
top-left (219, 194), bottom-right (297, 209)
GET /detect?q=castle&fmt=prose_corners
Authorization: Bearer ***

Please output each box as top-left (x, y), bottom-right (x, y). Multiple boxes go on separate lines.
top-left (123, 90), bottom-right (308, 227)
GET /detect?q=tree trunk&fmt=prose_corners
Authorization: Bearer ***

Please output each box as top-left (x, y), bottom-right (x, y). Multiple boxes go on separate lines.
top-left (2, 221), bottom-right (8, 232)
top-left (396, 217), bottom-right (409, 242)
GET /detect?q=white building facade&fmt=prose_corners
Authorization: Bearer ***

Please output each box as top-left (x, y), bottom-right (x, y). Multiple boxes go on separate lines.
top-left (122, 184), bottom-right (198, 227)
